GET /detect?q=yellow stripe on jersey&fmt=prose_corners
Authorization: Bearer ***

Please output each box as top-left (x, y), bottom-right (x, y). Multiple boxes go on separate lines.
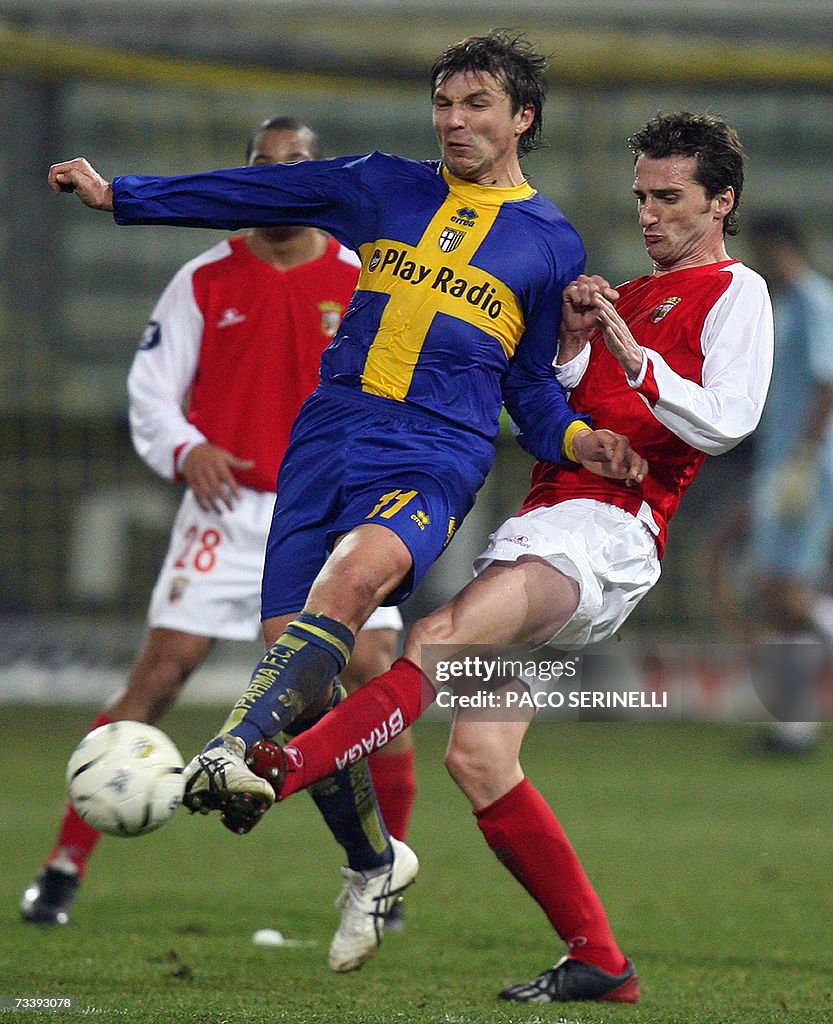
top-left (357, 186), bottom-right (526, 402)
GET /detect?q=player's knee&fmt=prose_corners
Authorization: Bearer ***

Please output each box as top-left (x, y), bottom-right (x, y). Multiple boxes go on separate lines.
top-left (445, 733), bottom-right (524, 808)
top-left (326, 526), bottom-right (412, 605)
top-left (445, 732), bottom-right (510, 789)
top-left (445, 741), bottom-right (488, 792)
top-left (403, 607), bottom-right (457, 656)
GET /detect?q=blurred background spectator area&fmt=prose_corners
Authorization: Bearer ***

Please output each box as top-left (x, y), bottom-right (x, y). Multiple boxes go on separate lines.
top-left (2, 0), bottom-right (833, 643)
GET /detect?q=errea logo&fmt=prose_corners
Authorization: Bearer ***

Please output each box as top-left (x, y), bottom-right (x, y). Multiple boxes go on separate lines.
top-left (439, 208), bottom-right (478, 252)
top-left (451, 207), bottom-right (477, 227)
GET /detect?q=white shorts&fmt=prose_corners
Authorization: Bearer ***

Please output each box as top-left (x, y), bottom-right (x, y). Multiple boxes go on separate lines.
top-left (149, 489), bottom-right (403, 641)
top-left (473, 499), bottom-right (661, 649)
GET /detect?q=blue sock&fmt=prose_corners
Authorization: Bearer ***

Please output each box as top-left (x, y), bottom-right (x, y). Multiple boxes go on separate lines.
top-left (288, 685), bottom-right (393, 872)
top-left (217, 611), bottom-right (355, 749)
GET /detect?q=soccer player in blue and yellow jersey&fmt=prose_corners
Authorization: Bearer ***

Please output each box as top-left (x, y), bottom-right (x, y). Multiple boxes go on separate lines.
top-left (49, 31), bottom-right (644, 972)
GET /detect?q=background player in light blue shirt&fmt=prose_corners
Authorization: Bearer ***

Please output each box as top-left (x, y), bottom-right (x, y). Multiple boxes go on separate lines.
top-left (746, 212), bottom-right (833, 752)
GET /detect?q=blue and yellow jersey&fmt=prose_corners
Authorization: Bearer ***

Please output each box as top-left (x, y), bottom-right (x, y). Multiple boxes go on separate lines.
top-left (113, 152), bottom-right (586, 462)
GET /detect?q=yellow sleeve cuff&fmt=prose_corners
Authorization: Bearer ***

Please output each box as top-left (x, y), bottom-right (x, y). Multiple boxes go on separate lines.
top-left (562, 420), bottom-right (591, 463)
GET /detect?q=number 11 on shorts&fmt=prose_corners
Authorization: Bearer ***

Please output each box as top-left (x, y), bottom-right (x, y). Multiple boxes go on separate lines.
top-left (365, 489), bottom-right (418, 520)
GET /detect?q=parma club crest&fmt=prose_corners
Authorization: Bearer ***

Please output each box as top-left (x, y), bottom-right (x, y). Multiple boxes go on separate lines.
top-left (649, 296), bottom-right (681, 323)
top-left (439, 208), bottom-right (477, 253)
top-left (438, 227), bottom-right (466, 253)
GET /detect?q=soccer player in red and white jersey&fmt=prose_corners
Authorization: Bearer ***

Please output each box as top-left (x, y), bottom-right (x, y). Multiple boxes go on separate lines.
top-left (22, 117), bottom-right (416, 951)
top-left (247, 111), bottom-right (774, 1003)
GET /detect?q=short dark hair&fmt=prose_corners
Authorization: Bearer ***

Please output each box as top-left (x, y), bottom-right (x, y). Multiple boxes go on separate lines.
top-left (746, 212), bottom-right (806, 253)
top-left (430, 30), bottom-right (547, 156)
top-left (628, 111), bottom-right (745, 236)
top-left (245, 116), bottom-right (320, 163)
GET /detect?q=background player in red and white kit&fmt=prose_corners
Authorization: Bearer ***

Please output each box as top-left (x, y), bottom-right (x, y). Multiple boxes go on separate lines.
top-left (251, 111), bottom-right (774, 1003)
top-left (21, 117), bottom-right (415, 948)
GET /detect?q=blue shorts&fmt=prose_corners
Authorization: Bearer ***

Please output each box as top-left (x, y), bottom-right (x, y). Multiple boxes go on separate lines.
top-left (261, 384), bottom-right (495, 618)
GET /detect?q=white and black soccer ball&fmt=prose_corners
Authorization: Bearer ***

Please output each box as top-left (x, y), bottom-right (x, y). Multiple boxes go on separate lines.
top-left (66, 721), bottom-right (185, 837)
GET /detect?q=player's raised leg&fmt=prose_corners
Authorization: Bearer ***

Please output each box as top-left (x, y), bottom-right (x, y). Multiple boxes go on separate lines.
top-left (248, 554), bottom-right (639, 1000)
top-left (256, 557), bottom-right (571, 797)
top-left (181, 524), bottom-right (414, 832)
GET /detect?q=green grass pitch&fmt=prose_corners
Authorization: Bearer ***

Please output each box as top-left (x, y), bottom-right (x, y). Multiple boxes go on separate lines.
top-left (3, 706), bottom-right (833, 1023)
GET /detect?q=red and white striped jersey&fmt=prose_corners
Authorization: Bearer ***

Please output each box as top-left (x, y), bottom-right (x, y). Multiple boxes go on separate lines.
top-left (521, 260), bottom-right (774, 556)
top-left (127, 234), bottom-right (360, 492)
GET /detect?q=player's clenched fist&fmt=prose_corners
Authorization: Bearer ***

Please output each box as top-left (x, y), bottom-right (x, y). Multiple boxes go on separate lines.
top-left (557, 274), bottom-right (620, 364)
top-left (561, 274), bottom-right (620, 332)
top-left (47, 158), bottom-right (114, 211)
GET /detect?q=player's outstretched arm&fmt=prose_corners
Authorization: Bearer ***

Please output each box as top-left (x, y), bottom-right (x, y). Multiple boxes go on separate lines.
top-left (47, 158), bottom-right (114, 211)
top-left (572, 428), bottom-right (647, 487)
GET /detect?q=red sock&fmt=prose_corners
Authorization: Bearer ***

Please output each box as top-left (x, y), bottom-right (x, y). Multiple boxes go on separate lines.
top-left (46, 712), bottom-right (115, 877)
top-left (282, 658), bottom-right (433, 798)
top-left (475, 777), bottom-right (627, 974)
top-left (369, 748), bottom-right (417, 842)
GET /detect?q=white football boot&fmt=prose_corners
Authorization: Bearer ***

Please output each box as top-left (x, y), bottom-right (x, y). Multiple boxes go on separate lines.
top-left (182, 734), bottom-right (275, 834)
top-left (328, 837), bottom-right (419, 972)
